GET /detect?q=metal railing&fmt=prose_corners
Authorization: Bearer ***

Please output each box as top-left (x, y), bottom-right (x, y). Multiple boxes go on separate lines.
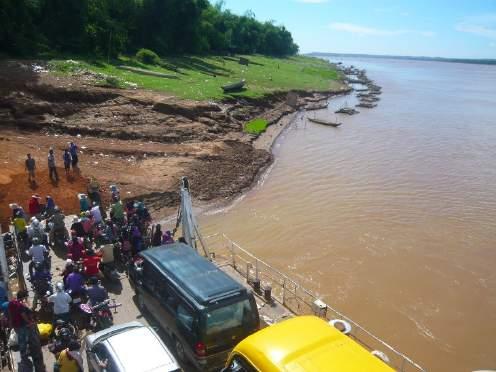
top-left (204, 233), bottom-right (426, 372)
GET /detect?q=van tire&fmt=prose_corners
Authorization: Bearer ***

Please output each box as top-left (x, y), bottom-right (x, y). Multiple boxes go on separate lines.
top-left (136, 292), bottom-right (146, 312)
top-left (173, 336), bottom-right (187, 363)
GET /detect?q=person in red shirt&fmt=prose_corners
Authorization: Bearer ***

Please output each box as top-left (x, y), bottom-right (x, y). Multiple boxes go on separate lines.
top-left (8, 290), bottom-right (46, 370)
top-left (82, 249), bottom-right (101, 277)
top-left (28, 195), bottom-right (41, 217)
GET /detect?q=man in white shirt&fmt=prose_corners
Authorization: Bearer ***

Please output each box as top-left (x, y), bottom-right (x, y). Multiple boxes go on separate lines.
top-left (28, 237), bottom-right (48, 279)
top-left (48, 282), bottom-right (72, 322)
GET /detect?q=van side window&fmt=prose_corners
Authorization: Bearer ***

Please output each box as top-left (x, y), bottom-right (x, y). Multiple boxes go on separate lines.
top-left (227, 355), bottom-right (256, 372)
top-left (177, 304), bottom-right (194, 331)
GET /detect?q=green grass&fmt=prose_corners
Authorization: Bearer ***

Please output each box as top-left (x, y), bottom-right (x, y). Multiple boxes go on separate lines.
top-left (48, 54), bottom-right (344, 101)
top-left (244, 118), bottom-right (269, 135)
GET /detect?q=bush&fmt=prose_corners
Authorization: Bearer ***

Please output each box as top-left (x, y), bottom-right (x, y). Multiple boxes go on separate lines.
top-left (105, 76), bottom-right (121, 88)
top-left (244, 118), bottom-right (269, 135)
top-left (136, 48), bottom-right (160, 65)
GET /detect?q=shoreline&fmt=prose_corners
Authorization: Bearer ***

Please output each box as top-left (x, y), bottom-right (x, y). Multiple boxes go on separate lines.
top-left (0, 59), bottom-right (351, 227)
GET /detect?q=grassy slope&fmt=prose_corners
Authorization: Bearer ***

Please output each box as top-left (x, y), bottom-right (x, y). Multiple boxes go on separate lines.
top-left (49, 54), bottom-right (343, 101)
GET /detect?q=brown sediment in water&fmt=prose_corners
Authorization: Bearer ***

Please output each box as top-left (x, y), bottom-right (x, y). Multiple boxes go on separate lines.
top-left (0, 60), bottom-right (350, 223)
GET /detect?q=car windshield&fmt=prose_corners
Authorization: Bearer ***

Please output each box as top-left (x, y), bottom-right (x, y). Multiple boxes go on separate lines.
top-left (206, 298), bottom-right (255, 335)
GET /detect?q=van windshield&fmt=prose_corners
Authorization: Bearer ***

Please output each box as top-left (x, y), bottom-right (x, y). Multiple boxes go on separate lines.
top-left (205, 298), bottom-right (256, 336)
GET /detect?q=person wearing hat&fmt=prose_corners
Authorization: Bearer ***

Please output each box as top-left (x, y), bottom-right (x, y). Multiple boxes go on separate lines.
top-left (48, 206), bottom-right (68, 246)
top-left (45, 195), bottom-right (55, 217)
top-left (48, 147), bottom-right (59, 182)
top-left (27, 218), bottom-right (44, 243)
top-left (28, 195), bottom-right (41, 217)
top-left (48, 282), bottom-right (72, 323)
top-left (12, 210), bottom-right (28, 244)
top-left (8, 290), bottom-right (46, 370)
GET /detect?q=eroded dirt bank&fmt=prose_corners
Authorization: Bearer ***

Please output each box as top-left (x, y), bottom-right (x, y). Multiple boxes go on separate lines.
top-left (0, 60), bottom-right (348, 225)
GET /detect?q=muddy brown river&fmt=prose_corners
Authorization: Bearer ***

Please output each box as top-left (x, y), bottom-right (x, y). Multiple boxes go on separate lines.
top-left (198, 57), bottom-right (496, 372)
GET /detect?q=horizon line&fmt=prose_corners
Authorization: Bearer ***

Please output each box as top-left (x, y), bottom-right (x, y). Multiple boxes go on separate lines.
top-left (306, 51), bottom-right (496, 63)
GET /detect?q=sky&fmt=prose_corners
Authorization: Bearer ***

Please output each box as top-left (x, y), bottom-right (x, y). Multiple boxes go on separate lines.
top-left (220, 0), bottom-right (496, 59)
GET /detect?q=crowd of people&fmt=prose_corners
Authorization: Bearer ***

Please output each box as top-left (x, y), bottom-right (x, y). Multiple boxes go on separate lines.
top-left (2, 171), bottom-right (177, 371)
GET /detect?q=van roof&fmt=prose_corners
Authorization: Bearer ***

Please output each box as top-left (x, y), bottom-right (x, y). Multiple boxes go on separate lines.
top-left (142, 243), bottom-right (246, 306)
top-left (233, 316), bottom-right (395, 372)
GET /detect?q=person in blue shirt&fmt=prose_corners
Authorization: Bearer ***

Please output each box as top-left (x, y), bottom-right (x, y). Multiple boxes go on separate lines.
top-left (69, 142), bottom-right (78, 169)
top-left (63, 149), bottom-right (72, 176)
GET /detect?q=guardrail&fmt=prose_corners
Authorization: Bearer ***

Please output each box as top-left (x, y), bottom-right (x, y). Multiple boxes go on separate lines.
top-left (204, 233), bottom-right (426, 372)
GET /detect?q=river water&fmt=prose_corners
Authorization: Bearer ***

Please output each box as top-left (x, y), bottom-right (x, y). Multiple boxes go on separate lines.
top-left (199, 57), bottom-right (496, 371)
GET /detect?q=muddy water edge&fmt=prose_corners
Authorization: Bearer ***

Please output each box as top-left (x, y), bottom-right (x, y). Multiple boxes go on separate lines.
top-left (198, 57), bottom-right (496, 372)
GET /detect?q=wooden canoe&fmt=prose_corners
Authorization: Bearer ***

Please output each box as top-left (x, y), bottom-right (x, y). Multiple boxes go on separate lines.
top-left (308, 117), bottom-right (342, 127)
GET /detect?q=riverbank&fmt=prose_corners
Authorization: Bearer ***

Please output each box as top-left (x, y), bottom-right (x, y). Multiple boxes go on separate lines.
top-left (0, 56), bottom-right (349, 227)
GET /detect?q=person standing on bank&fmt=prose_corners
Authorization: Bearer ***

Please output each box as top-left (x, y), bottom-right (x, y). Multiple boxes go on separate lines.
top-left (48, 148), bottom-right (59, 182)
top-left (69, 141), bottom-right (79, 170)
top-left (63, 149), bottom-right (72, 176)
top-left (25, 153), bottom-right (36, 183)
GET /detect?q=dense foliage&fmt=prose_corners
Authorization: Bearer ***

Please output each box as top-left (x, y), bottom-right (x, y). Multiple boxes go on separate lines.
top-left (0, 0), bottom-right (299, 57)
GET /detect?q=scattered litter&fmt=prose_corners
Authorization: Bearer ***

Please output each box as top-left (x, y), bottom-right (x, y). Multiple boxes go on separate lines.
top-left (77, 134), bottom-right (82, 138)
top-left (32, 64), bottom-right (48, 73)
top-left (54, 134), bottom-right (59, 137)
top-left (99, 153), bottom-right (104, 157)
top-left (93, 161), bottom-right (99, 165)
top-left (81, 146), bottom-right (87, 149)
top-left (143, 153), bottom-right (147, 158)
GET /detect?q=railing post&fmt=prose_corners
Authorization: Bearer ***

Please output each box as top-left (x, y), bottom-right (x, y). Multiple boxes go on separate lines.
top-left (230, 241), bottom-right (236, 270)
top-left (255, 259), bottom-right (259, 281)
top-left (246, 263), bottom-right (252, 282)
top-left (282, 278), bottom-right (286, 306)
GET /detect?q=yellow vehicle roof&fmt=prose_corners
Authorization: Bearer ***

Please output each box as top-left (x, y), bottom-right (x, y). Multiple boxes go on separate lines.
top-left (233, 315), bottom-right (395, 372)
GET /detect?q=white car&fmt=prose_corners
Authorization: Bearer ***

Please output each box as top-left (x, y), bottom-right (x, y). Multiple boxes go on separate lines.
top-left (85, 321), bottom-right (181, 372)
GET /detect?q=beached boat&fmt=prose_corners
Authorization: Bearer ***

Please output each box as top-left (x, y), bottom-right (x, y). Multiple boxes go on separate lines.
top-left (308, 117), bottom-right (342, 127)
top-left (305, 102), bottom-right (328, 111)
top-left (356, 102), bottom-right (377, 108)
top-left (222, 79), bottom-right (246, 92)
top-left (335, 107), bottom-right (359, 115)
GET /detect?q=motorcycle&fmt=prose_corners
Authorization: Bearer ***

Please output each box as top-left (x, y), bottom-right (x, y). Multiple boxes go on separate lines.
top-left (101, 261), bottom-right (120, 282)
top-left (79, 299), bottom-right (121, 331)
top-left (47, 222), bottom-right (66, 251)
top-left (31, 277), bottom-right (53, 312)
top-left (48, 319), bottom-right (80, 356)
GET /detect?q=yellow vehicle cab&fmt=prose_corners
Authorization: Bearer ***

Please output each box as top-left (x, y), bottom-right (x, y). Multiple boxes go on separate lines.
top-left (223, 315), bottom-right (395, 372)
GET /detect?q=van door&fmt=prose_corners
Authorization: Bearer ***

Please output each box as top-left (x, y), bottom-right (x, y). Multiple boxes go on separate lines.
top-left (140, 261), bottom-right (167, 326)
top-left (176, 303), bottom-right (198, 345)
